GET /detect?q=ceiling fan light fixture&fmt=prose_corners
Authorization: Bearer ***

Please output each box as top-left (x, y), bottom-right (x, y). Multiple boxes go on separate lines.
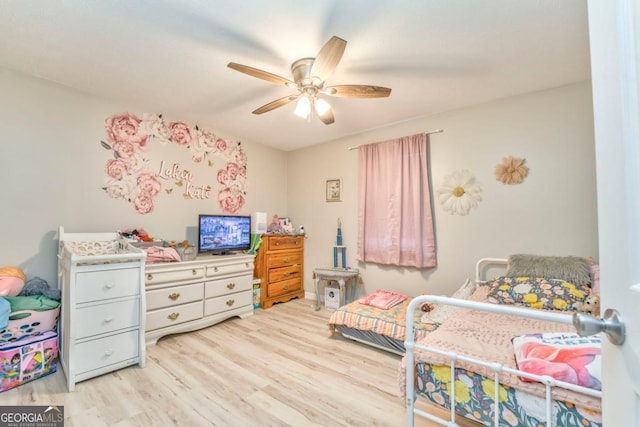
top-left (314, 98), bottom-right (331, 115)
top-left (228, 36), bottom-right (391, 124)
top-left (294, 96), bottom-right (312, 118)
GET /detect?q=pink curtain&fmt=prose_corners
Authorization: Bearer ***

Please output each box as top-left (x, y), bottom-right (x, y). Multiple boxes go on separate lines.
top-left (357, 133), bottom-right (436, 268)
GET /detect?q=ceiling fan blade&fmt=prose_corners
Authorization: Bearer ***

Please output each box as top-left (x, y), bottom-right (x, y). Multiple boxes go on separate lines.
top-left (322, 84), bottom-right (392, 98)
top-left (228, 62), bottom-right (295, 87)
top-left (310, 36), bottom-right (347, 83)
top-left (252, 94), bottom-right (300, 115)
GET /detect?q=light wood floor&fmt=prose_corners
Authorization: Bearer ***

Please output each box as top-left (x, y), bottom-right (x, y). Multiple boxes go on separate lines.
top-left (0, 298), bottom-right (408, 426)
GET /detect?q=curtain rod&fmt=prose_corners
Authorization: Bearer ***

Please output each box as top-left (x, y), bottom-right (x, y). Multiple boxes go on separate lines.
top-left (347, 129), bottom-right (444, 150)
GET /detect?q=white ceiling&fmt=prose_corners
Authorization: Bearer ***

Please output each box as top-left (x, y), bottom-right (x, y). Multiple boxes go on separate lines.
top-left (0, 1), bottom-right (590, 151)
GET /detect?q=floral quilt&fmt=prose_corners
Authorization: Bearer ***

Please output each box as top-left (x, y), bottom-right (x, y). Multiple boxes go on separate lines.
top-left (415, 363), bottom-right (602, 427)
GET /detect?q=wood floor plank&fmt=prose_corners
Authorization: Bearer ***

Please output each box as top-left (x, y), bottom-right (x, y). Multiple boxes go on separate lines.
top-left (0, 299), bottom-right (407, 426)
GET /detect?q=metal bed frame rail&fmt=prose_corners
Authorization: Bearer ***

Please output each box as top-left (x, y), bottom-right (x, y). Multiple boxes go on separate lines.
top-left (404, 266), bottom-right (602, 426)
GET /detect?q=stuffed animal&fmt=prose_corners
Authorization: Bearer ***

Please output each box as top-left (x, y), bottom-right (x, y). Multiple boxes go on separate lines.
top-left (576, 295), bottom-right (600, 317)
top-left (0, 267), bottom-right (26, 297)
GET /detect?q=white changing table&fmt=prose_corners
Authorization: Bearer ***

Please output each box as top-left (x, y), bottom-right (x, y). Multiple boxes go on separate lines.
top-left (57, 227), bottom-right (146, 391)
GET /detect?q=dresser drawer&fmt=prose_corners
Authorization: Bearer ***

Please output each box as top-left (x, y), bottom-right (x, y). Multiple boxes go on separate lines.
top-left (146, 283), bottom-right (204, 311)
top-left (268, 265), bottom-right (302, 283)
top-left (266, 277), bottom-right (302, 298)
top-left (145, 267), bottom-right (204, 285)
top-left (204, 290), bottom-right (252, 316)
top-left (266, 235), bottom-right (304, 251)
top-left (206, 261), bottom-right (253, 278)
top-left (146, 301), bottom-right (203, 331)
top-left (75, 298), bottom-right (140, 339)
top-left (204, 274), bottom-right (252, 298)
top-left (75, 268), bottom-right (140, 303)
top-left (267, 252), bottom-right (303, 268)
top-left (75, 330), bottom-right (139, 374)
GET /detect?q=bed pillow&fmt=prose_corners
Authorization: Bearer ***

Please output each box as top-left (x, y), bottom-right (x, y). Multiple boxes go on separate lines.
top-left (506, 254), bottom-right (592, 285)
top-left (421, 278), bottom-right (475, 325)
top-left (513, 332), bottom-right (601, 390)
top-left (486, 276), bottom-right (591, 311)
top-left (357, 289), bottom-right (408, 310)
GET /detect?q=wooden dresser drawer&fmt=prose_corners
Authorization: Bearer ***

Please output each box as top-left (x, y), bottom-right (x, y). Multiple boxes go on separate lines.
top-left (204, 291), bottom-right (252, 316)
top-left (267, 252), bottom-right (303, 268)
top-left (146, 283), bottom-right (204, 311)
top-left (75, 330), bottom-right (139, 375)
top-left (268, 265), bottom-right (301, 283)
top-left (146, 301), bottom-right (203, 331)
top-left (204, 274), bottom-right (252, 299)
top-left (267, 235), bottom-right (304, 251)
top-left (145, 267), bottom-right (204, 285)
top-left (75, 268), bottom-right (140, 303)
top-left (266, 277), bottom-right (302, 298)
top-left (75, 298), bottom-right (140, 339)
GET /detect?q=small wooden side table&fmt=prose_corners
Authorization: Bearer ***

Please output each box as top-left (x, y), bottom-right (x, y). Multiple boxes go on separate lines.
top-left (313, 267), bottom-right (360, 311)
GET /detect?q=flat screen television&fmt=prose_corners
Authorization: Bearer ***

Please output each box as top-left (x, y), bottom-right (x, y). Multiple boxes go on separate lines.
top-left (198, 214), bottom-right (251, 255)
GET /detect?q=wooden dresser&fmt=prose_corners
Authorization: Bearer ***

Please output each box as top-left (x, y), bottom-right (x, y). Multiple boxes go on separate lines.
top-left (144, 253), bottom-right (254, 345)
top-left (254, 234), bottom-right (305, 308)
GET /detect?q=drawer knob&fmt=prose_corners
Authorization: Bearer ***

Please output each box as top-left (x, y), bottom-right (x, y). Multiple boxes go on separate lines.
top-left (283, 272), bottom-right (291, 277)
top-left (168, 292), bottom-right (181, 301)
top-left (104, 283), bottom-right (115, 289)
top-left (105, 349), bottom-right (114, 357)
top-left (104, 317), bottom-right (114, 323)
top-left (227, 283), bottom-right (235, 290)
top-left (283, 284), bottom-right (289, 291)
top-left (213, 267), bottom-right (219, 272)
top-left (226, 299), bottom-right (235, 306)
top-left (147, 274), bottom-right (153, 281)
top-left (192, 269), bottom-right (198, 275)
top-left (168, 312), bottom-right (180, 321)
top-left (283, 257), bottom-right (290, 263)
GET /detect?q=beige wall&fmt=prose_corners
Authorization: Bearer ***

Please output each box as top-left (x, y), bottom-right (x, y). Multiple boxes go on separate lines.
top-left (0, 68), bottom-right (288, 285)
top-left (0, 68), bottom-right (597, 300)
top-left (288, 81), bottom-right (598, 298)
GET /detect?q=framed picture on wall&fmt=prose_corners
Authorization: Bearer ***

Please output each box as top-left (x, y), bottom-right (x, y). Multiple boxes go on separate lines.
top-left (326, 179), bottom-right (342, 202)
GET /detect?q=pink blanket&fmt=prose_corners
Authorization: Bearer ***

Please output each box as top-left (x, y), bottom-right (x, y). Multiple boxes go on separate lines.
top-left (358, 290), bottom-right (407, 310)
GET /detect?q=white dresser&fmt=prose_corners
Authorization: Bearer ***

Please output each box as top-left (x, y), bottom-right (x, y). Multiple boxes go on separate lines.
top-left (144, 253), bottom-right (254, 345)
top-left (57, 228), bottom-right (147, 392)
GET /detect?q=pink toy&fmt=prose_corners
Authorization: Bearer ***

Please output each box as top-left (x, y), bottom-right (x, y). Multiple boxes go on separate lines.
top-left (0, 267), bottom-right (26, 297)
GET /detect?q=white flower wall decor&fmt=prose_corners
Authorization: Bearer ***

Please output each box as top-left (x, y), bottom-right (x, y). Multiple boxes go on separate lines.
top-left (437, 169), bottom-right (483, 216)
top-left (494, 156), bottom-right (529, 185)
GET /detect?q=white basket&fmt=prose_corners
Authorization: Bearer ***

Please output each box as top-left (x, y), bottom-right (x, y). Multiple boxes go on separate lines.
top-left (176, 245), bottom-right (197, 261)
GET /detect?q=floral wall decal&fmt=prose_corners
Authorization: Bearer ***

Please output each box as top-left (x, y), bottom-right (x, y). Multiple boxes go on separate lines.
top-left (437, 169), bottom-right (482, 216)
top-left (495, 156), bottom-right (529, 185)
top-left (102, 112), bottom-right (247, 215)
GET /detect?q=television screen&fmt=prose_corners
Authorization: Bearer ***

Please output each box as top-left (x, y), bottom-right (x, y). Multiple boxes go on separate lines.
top-left (198, 214), bottom-right (251, 255)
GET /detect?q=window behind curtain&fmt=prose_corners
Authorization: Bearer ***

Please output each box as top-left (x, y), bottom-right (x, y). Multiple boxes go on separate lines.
top-left (357, 133), bottom-right (436, 268)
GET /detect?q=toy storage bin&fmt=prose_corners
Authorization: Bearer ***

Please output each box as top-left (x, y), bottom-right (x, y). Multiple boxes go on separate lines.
top-left (0, 307), bottom-right (60, 345)
top-left (0, 295), bottom-right (61, 345)
top-left (0, 330), bottom-right (58, 392)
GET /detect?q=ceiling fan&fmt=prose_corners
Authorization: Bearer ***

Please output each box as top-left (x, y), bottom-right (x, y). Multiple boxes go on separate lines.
top-left (227, 36), bottom-right (391, 125)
